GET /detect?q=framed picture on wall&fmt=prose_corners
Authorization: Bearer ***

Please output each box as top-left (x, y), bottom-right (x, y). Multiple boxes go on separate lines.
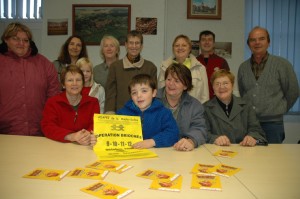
top-left (187, 0), bottom-right (222, 20)
top-left (48, 19), bottom-right (68, 35)
top-left (136, 17), bottom-right (157, 35)
top-left (72, 4), bottom-right (131, 45)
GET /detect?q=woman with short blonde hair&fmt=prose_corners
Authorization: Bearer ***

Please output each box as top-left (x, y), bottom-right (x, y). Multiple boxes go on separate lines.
top-left (94, 35), bottom-right (120, 87)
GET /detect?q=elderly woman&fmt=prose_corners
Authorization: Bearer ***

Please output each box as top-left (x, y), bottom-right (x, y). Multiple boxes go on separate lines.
top-left (156, 63), bottom-right (207, 151)
top-left (41, 65), bottom-right (100, 146)
top-left (158, 34), bottom-right (209, 104)
top-left (204, 69), bottom-right (267, 146)
top-left (93, 35), bottom-right (120, 88)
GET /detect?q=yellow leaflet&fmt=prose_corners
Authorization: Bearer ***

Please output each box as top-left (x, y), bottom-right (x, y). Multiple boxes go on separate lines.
top-left (190, 163), bottom-right (216, 174)
top-left (136, 168), bottom-right (177, 180)
top-left (67, 168), bottom-right (109, 180)
top-left (81, 180), bottom-right (134, 199)
top-left (23, 168), bottom-right (69, 181)
top-left (93, 114), bottom-right (157, 160)
top-left (211, 164), bottom-right (241, 177)
top-left (191, 173), bottom-right (222, 191)
top-left (150, 175), bottom-right (183, 192)
top-left (213, 149), bottom-right (238, 158)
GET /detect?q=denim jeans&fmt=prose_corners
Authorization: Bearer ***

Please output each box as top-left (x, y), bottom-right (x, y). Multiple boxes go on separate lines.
top-left (260, 121), bottom-right (285, 144)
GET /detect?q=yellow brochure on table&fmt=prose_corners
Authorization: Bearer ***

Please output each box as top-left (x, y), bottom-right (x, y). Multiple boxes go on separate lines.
top-left (211, 164), bottom-right (241, 177)
top-left (149, 174), bottom-right (182, 192)
top-left (67, 168), bottom-right (109, 180)
top-left (213, 149), bottom-right (237, 158)
top-left (86, 161), bottom-right (133, 174)
top-left (81, 180), bottom-right (134, 199)
top-left (190, 163), bottom-right (216, 174)
top-left (136, 168), bottom-right (178, 181)
top-left (114, 165), bottom-right (134, 174)
top-left (191, 173), bottom-right (222, 191)
top-left (93, 114), bottom-right (157, 161)
top-left (23, 168), bottom-right (69, 181)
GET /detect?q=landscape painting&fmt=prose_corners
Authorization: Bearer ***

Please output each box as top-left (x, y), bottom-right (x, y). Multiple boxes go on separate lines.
top-left (72, 4), bottom-right (131, 45)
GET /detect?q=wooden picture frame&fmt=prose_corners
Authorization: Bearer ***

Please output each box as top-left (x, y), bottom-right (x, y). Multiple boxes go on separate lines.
top-left (72, 4), bottom-right (131, 45)
top-left (187, 0), bottom-right (222, 20)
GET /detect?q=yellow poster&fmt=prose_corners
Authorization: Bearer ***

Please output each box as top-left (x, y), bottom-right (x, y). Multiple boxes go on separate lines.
top-left (93, 114), bottom-right (157, 160)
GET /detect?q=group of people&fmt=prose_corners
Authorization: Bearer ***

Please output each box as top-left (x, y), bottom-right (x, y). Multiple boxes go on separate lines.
top-left (0, 22), bottom-right (299, 151)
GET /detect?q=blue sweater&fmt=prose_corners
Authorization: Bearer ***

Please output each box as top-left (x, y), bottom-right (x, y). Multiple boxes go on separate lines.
top-left (116, 98), bottom-right (179, 148)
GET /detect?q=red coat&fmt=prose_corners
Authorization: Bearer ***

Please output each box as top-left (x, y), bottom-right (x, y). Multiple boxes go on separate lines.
top-left (41, 92), bottom-right (100, 142)
top-left (0, 51), bottom-right (60, 136)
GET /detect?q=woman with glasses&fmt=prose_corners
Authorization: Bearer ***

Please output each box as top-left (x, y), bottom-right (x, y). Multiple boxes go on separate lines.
top-left (204, 69), bottom-right (267, 146)
top-left (0, 22), bottom-right (60, 136)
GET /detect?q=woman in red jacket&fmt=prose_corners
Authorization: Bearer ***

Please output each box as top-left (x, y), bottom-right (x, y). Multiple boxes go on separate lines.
top-left (41, 65), bottom-right (100, 145)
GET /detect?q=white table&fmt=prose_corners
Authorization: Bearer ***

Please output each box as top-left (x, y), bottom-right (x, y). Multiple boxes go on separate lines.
top-left (205, 144), bottom-right (300, 199)
top-left (0, 134), bottom-right (299, 199)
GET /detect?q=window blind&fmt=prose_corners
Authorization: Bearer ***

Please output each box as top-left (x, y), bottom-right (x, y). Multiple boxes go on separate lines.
top-left (245, 0), bottom-right (300, 113)
top-left (0, 0), bottom-right (42, 19)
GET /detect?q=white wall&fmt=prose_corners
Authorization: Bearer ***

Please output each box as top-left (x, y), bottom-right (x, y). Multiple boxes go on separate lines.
top-left (42, 0), bottom-right (166, 69)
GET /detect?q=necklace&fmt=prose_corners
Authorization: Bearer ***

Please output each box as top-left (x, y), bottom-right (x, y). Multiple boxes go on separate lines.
top-left (67, 95), bottom-right (82, 106)
top-left (165, 95), bottom-right (180, 109)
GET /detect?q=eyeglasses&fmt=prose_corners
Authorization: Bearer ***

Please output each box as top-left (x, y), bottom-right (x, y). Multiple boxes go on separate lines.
top-left (213, 81), bottom-right (230, 88)
top-left (11, 36), bottom-right (30, 44)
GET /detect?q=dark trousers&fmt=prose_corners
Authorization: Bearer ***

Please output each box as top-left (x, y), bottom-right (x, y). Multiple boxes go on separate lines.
top-left (260, 121), bottom-right (285, 144)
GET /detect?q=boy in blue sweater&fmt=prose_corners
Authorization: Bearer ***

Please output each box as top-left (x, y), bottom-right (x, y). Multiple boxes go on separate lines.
top-left (117, 74), bottom-right (179, 148)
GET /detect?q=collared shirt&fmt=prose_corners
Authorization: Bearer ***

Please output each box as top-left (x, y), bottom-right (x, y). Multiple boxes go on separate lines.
top-left (127, 54), bottom-right (141, 64)
top-left (216, 97), bottom-right (233, 117)
top-left (251, 52), bottom-right (269, 80)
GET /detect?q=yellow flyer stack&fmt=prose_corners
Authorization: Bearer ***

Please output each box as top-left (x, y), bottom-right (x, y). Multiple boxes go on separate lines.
top-left (93, 114), bottom-right (157, 160)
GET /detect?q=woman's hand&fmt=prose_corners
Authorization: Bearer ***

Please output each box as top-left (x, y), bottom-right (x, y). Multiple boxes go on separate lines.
top-left (173, 138), bottom-right (195, 151)
top-left (90, 131), bottom-right (97, 147)
top-left (214, 135), bottom-right (231, 146)
top-left (132, 139), bottom-right (155, 149)
top-left (240, 135), bottom-right (256, 147)
top-left (65, 129), bottom-right (92, 145)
